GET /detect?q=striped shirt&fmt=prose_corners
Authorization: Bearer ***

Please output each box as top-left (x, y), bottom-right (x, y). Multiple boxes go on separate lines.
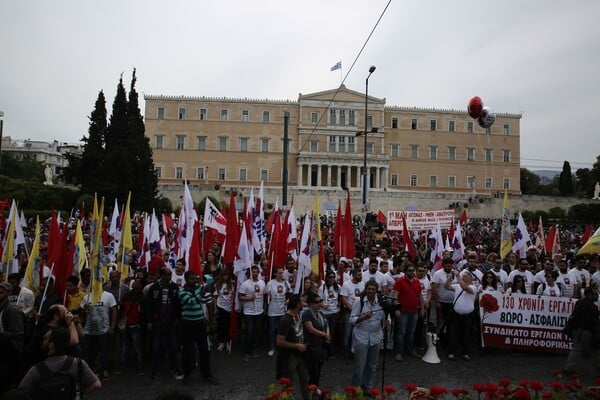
top-left (178, 284), bottom-right (209, 321)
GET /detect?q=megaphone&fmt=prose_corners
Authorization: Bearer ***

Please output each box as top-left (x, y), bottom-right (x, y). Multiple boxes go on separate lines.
top-left (422, 331), bottom-right (441, 364)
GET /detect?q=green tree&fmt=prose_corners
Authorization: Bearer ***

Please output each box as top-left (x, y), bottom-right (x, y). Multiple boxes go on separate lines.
top-left (520, 168), bottom-right (540, 194)
top-left (78, 90), bottom-right (108, 195)
top-left (558, 161), bottom-right (574, 196)
top-left (0, 153), bottom-right (44, 182)
top-left (574, 167), bottom-right (594, 198)
top-left (591, 155), bottom-right (600, 184)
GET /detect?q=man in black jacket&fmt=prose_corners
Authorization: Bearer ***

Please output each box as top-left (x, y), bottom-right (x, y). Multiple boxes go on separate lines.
top-left (0, 282), bottom-right (25, 395)
top-left (563, 287), bottom-right (600, 374)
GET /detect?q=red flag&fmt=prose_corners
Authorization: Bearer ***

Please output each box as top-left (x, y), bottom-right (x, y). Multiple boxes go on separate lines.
top-left (459, 210), bottom-right (467, 224)
top-left (266, 208), bottom-right (282, 281)
top-left (46, 210), bottom-right (60, 268)
top-left (343, 191), bottom-right (355, 259)
top-left (333, 200), bottom-right (342, 255)
top-left (581, 224), bottom-right (594, 244)
top-left (545, 225), bottom-right (556, 254)
top-left (402, 214), bottom-right (417, 261)
top-left (222, 191), bottom-right (240, 267)
top-left (54, 222), bottom-right (69, 304)
top-left (448, 219), bottom-right (455, 242)
top-left (376, 210), bottom-right (386, 224)
top-left (188, 220), bottom-right (202, 280)
top-left (527, 219), bottom-right (534, 232)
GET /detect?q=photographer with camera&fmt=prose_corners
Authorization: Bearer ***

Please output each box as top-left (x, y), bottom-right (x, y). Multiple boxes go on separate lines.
top-left (350, 279), bottom-right (389, 394)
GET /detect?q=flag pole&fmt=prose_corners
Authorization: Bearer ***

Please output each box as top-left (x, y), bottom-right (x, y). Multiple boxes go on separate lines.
top-left (38, 263), bottom-right (55, 317)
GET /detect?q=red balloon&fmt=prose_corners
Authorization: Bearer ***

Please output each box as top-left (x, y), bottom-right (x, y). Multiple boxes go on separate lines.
top-left (468, 96), bottom-right (483, 119)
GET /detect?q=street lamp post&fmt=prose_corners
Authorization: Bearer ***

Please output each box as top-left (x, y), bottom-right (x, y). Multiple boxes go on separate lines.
top-left (362, 65), bottom-right (376, 211)
top-left (0, 111), bottom-right (4, 171)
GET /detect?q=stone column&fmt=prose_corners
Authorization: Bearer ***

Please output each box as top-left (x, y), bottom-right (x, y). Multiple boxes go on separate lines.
top-left (375, 166), bottom-right (381, 189)
top-left (297, 163), bottom-right (303, 188)
top-left (317, 164), bottom-right (322, 187)
top-left (326, 165), bottom-right (332, 187)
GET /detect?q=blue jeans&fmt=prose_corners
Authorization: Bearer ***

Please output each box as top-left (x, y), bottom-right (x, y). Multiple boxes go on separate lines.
top-left (394, 312), bottom-right (418, 354)
top-left (244, 313), bottom-right (263, 355)
top-left (351, 341), bottom-right (379, 393)
top-left (151, 321), bottom-right (179, 375)
top-left (121, 325), bottom-right (144, 369)
top-left (267, 315), bottom-right (282, 351)
top-left (342, 311), bottom-right (353, 355)
top-left (83, 333), bottom-right (109, 372)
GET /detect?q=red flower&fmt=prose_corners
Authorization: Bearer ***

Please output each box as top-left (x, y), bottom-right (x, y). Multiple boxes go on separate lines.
top-left (344, 386), bottom-right (359, 395)
top-left (497, 388), bottom-right (508, 396)
top-left (550, 381), bottom-right (565, 392)
top-left (368, 388), bottom-right (380, 396)
top-left (513, 388), bottom-right (531, 399)
top-left (285, 387), bottom-right (293, 393)
top-left (308, 385), bottom-right (318, 392)
top-left (321, 389), bottom-right (331, 395)
top-left (451, 388), bottom-right (469, 397)
top-left (499, 379), bottom-right (511, 388)
top-left (541, 392), bottom-right (554, 400)
top-left (405, 383), bottom-right (418, 392)
top-left (519, 379), bottom-right (529, 388)
top-left (572, 381), bottom-right (582, 389)
top-left (383, 386), bottom-right (396, 394)
top-left (553, 370), bottom-right (562, 376)
top-left (569, 374), bottom-right (580, 381)
top-left (278, 377), bottom-right (291, 386)
top-left (429, 385), bottom-right (448, 397)
top-left (480, 294), bottom-right (499, 313)
top-left (473, 383), bottom-right (486, 392)
top-left (271, 390), bottom-right (282, 398)
top-left (486, 383), bottom-right (498, 394)
top-left (529, 380), bottom-right (543, 391)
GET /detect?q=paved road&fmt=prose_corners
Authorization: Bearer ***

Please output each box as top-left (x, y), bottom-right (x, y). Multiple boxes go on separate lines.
top-left (86, 344), bottom-right (597, 400)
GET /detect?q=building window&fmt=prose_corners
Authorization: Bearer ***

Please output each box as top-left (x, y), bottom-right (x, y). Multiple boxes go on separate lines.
top-left (311, 112), bottom-right (318, 124)
top-left (503, 178), bottom-right (510, 189)
top-left (240, 138), bottom-right (248, 152)
top-left (155, 135), bottom-right (164, 149)
top-left (242, 110), bottom-right (249, 122)
top-left (328, 136), bottom-right (336, 152)
top-left (197, 167), bottom-right (205, 180)
top-left (392, 117), bottom-right (398, 129)
top-left (391, 144), bottom-right (400, 158)
top-left (329, 109), bottom-right (336, 125)
top-left (349, 110), bottom-right (355, 125)
top-left (467, 147), bottom-right (475, 161)
top-left (366, 142), bottom-right (374, 154)
top-left (411, 118), bottom-right (418, 130)
top-left (467, 176), bottom-right (475, 189)
top-left (262, 110), bottom-right (270, 123)
top-left (339, 110), bottom-right (346, 125)
top-left (260, 169), bottom-right (268, 182)
top-left (448, 176), bottom-right (456, 188)
top-left (485, 177), bottom-right (493, 189)
top-left (484, 148), bottom-right (493, 162)
top-left (175, 166), bottom-right (183, 179)
top-left (218, 168), bottom-right (226, 180)
top-left (178, 107), bottom-right (186, 120)
top-left (197, 136), bottom-right (206, 150)
top-left (176, 135), bottom-right (185, 150)
top-left (348, 136), bottom-right (355, 152)
top-left (467, 121), bottom-right (474, 133)
top-left (448, 120), bottom-right (455, 132)
top-left (430, 176), bottom-right (437, 188)
top-left (157, 107), bottom-right (165, 120)
top-left (239, 168), bottom-right (247, 181)
top-left (367, 115), bottom-right (373, 128)
top-left (448, 146), bottom-right (456, 160)
top-left (430, 119), bottom-right (437, 131)
top-left (261, 138), bottom-right (270, 152)
top-left (309, 140), bottom-right (318, 152)
top-left (503, 149), bottom-right (511, 163)
top-left (283, 111), bottom-right (291, 119)
top-left (220, 109), bottom-right (228, 121)
top-left (155, 166), bottom-right (162, 178)
top-left (199, 108), bottom-right (207, 120)
top-left (219, 137), bottom-right (227, 151)
top-left (503, 124), bottom-right (510, 135)
top-left (338, 136), bottom-right (346, 152)
top-left (410, 144), bottom-right (419, 158)
top-left (410, 174), bottom-right (418, 187)
top-left (391, 174), bottom-right (398, 186)
top-left (429, 145), bottom-right (438, 160)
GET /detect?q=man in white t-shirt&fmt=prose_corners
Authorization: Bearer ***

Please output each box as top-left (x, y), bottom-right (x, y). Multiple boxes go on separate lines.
top-left (556, 259), bottom-right (578, 298)
top-left (507, 259), bottom-right (535, 294)
top-left (415, 263), bottom-right (432, 349)
top-left (444, 272), bottom-right (476, 361)
top-left (362, 258), bottom-right (388, 295)
top-left (431, 258), bottom-right (457, 340)
top-left (490, 259), bottom-right (508, 292)
top-left (79, 290), bottom-right (117, 380)
top-left (265, 266), bottom-right (291, 356)
top-left (340, 268), bottom-right (364, 357)
top-left (238, 265), bottom-right (266, 362)
top-left (569, 257), bottom-right (591, 290)
top-left (171, 258), bottom-right (187, 288)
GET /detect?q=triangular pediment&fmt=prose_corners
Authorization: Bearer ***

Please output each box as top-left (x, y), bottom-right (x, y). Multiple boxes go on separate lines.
top-left (299, 84), bottom-right (385, 104)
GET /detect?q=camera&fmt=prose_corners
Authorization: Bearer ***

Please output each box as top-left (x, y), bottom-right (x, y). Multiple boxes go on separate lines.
top-left (378, 293), bottom-right (400, 316)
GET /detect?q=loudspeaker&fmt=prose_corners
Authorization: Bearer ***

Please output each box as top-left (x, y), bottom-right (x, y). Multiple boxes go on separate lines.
top-left (422, 332), bottom-right (441, 364)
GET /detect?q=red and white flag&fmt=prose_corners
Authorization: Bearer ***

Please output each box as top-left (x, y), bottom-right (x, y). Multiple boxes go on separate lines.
top-left (203, 198), bottom-right (227, 236)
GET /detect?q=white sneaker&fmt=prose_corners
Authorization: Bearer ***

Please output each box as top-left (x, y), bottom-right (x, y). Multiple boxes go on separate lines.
top-left (268, 349), bottom-right (275, 357)
top-left (217, 343), bottom-right (225, 352)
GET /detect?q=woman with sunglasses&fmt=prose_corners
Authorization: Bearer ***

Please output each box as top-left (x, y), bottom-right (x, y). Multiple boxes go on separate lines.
top-left (506, 276), bottom-right (527, 295)
top-left (536, 270), bottom-right (562, 297)
top-left (480, 272), bottom-right (500, 293)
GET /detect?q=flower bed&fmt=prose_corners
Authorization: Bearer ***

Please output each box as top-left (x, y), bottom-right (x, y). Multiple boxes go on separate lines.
top-left (265, 373), bottom-right (600, 400)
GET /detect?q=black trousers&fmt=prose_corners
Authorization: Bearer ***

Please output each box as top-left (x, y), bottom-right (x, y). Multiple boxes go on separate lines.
top-left (181, 319), bottom-right (212, 378)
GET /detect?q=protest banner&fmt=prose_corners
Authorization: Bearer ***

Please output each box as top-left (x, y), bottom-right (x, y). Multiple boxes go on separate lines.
top-left (479, 292), bottom-right (575, 354)
top-left (386, 209), bottom-right (455, 231)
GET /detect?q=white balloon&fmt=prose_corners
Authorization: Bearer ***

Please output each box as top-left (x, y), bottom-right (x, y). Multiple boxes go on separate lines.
top-left (477, 106), bottom-right (496, 129)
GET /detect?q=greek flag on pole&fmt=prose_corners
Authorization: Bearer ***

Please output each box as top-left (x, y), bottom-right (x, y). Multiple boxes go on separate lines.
top-left (330, 61), bottom-right (341, 71)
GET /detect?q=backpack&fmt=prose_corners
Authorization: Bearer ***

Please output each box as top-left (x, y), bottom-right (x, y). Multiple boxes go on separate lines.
top-left (33, 357), bottom-right (79, 400)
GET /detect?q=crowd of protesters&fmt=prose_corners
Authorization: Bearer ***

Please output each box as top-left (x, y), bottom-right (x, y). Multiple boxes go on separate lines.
top-left (1, 213), bottom-right (600, 399)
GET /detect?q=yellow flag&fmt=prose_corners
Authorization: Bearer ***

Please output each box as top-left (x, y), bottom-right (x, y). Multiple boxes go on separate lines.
top-left (90, 197), bottom-right (105, 305)
top-left (1, 202), bottom-right (18, 275)
top-left (73, 220), bottom-right (87, 274)
top-left (24, 216), bottom-right (41, 293)
top-left (577, 227), bottom-right (600, 255)
top-left (500, 191), bottom-right (512, 259)
top-left (117, 192), bottom-right (133, 278)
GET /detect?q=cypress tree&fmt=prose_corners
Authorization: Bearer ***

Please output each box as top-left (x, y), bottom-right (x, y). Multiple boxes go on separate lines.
top-left (558, 160), bottom-right (574, 196)
top-left (79, 90), bottom-right (108, 195)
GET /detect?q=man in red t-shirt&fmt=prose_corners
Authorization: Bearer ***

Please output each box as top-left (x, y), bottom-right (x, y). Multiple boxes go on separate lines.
top-left (391, 263), bottom-right (424, 361)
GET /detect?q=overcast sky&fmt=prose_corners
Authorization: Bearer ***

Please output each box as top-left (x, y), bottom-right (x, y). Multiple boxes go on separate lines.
top-left (1, 0), bottom-right (599, 171)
